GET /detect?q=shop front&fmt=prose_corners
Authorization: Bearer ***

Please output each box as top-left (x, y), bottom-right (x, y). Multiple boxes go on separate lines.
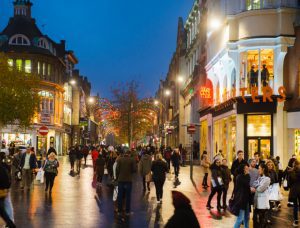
top-left (1, 133), bottom-right (32, 147)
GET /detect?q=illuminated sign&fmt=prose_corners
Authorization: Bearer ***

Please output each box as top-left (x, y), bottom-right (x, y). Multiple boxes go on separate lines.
top-left (238, 86), bottom-right (286, 103)
top-left (200, 87), bottom-right (211, 99)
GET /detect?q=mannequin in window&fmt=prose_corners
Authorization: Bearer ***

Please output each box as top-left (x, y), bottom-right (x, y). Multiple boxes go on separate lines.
top-left (261, 64), bottom-right (270, 87)
top-left (249, 65), bottom-right (258, 87)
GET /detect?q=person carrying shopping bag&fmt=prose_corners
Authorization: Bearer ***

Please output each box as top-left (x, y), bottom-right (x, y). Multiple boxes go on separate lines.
top-left (44, 152), bottom-right (59, 194)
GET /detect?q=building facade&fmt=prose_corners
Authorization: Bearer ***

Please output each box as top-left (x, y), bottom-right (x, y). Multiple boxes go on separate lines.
top-left (0, 0), bottom-right (95, 155)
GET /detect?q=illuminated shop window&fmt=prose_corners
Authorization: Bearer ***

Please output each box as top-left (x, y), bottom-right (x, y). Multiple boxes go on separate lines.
top-left (48, 64), bottom-right (51, 76)
top-left (247, 115), bottom-right (271, 137)
top-left (42, 63), bottom-right (46, 76)
top-left (240, 49), bottom-right (274, 93)
top-left (37, 62), bottom-right (40, 74)
top-left (25, 60), bottom-right (31, 73)
top-left (8, 59), bottom-right (13, 67)
top-left (16, 59), bottom-right (22, 71)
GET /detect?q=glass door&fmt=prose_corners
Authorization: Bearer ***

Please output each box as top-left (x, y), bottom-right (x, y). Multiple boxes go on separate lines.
top-left (260, 139), bottom-right (270, 160)
top-left (248, 139), bottom-right (258, 158)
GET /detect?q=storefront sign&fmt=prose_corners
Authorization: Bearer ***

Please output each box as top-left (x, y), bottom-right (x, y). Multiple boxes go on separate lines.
top-left (239, 86), bottom-right (286, 103)
top-left (200, 87), bottom-right (212, 99)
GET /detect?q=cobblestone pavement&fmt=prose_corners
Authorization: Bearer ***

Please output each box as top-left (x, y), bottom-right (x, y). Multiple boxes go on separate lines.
top-left (0, 156), bottom-right (295, 227)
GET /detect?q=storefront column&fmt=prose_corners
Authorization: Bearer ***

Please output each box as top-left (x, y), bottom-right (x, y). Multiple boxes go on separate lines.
top-left (236, 114), bottom-right (244, 155)
top-left (273, 102), bottom-right (285, 163)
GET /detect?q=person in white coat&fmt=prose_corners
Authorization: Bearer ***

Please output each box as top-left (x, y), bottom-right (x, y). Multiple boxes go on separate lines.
top-left (252, 163), bottom-right (271, 228)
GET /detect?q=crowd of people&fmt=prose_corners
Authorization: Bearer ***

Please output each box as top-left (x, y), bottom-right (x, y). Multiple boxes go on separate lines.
top-left (202, 149), bottom-right (300, 227)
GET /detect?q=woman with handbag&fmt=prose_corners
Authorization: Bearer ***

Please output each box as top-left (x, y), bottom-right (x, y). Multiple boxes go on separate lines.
top-left (252, 163), bottom-right (271, 228)
top-left (0, 156), bottom-right (16, 228)
top-left (288, 159), bottom-right (300, 226)
top-left (138, 151), bottom-right (152, 192)
top-left (266, 160), bottom-right (281, 212)
top-left (44, 152), bottom-right (59, 194)
top-left (206, 158), bottom-right (223, 211)
top-left (232, 163), bottom-right (251, 228)
top-left (151, 153), bottom-right (168, 203)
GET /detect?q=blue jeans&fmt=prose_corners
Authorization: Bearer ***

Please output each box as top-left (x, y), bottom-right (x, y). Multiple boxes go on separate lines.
top-left (234, 204), bottom-right (249, 228)
top-left (117, 182), bottom-right (132, 213)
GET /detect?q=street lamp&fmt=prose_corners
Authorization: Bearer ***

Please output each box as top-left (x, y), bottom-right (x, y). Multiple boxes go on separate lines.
top-left (154, 100), bottom-right (159, 106)
top-left (177, 76), bottom-right (184, 83)
top-left (88, 97), bottom-right (95, 104)
top-left (69, 79), bottom-right (76, 85)
top-left (165, 89), bottom-right (171, 96)
top-left (210, 19), bottom-right (221, 30)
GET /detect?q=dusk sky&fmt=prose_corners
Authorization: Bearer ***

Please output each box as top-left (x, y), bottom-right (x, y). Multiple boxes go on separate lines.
top-left (0, 0), bottom-right (194, 98)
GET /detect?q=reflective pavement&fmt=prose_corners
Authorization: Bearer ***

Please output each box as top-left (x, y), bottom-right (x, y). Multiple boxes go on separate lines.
top-left (0, 157), bottom-right (295, 227)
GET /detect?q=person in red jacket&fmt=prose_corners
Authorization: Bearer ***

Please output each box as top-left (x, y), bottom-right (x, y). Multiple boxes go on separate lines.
top-left (91, 147), bottom-right (100, 172)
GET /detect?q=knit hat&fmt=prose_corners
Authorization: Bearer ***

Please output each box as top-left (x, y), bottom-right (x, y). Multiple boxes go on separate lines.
top-left (171, 191), bottom-right (191, 209)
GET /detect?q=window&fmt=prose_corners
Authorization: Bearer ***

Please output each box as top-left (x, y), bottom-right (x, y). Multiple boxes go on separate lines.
top-left (9, 34), bottom-right (30, 46)
top-left (38, 38), bottom-right (49, 49)
top-left (246, 0), bottom-right (262, 10)
top-left (25, 60), bottom-right (31, 73)
top-left (37, 62), bottom-right (41, 74)
top-left (247, 115), bottom-right (271, 137)
top-left (42, 63), bottom-right (46, 76)
top-left (48, 64), bottom-right (51, 76)
top-left (16, 59), bottom-right (22, 71)
top-left (8, 59), bottom-right (13, 67)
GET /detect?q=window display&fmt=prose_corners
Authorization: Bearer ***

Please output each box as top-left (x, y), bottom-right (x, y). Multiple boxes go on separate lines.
top-left (295, 130), bottom-right (300, 157)
top-left (247, 115), bottom-right (271, 137)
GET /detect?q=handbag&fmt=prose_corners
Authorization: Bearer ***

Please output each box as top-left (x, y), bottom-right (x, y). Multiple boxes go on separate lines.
top-left (268, 183), bottom-right (282, 201)
top-left (0, 189), bottom-right (8, 198)
top-left (228, 195), bottom-right (239, 216)
top-left (113, 186), bottom-right (118, 202)
top-left (283, 178), bottom-right (289, 191)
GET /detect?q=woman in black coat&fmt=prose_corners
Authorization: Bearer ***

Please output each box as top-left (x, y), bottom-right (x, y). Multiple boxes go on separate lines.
top-left (289, 160), bottom-right (300, 226)
top-left (151, 153), bottom-right (168, 203)
top-left (206, 158), bottom-right (223, 211)
top-left (233, 163), bottom-right (251, 228)
top-left (165, 190), bottom-right (200, 228)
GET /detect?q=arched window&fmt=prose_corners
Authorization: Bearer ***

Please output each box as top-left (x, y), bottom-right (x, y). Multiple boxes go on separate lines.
top-left (38, 38), bottom-right (49, 49)
top-left (9, 34), bottom-right (30, 46)
top-left (246, 0), bottom-right (262, 10)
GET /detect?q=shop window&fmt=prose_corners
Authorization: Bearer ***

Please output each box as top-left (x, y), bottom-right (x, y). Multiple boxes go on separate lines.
top-left (247, 115), bottom-right (271, 137)
top-left (295, 130), bottom-right (300, 158)
top-left (37, 62), bottom-right (40, 74)
top-left (7, 59), bottom-right (13, 67)
top-left (16, 59), bottom-right (22, 71)
top-left (48, 64), bottom-right (51, 76)
top-left (24, 60), bottom-right (31, 73)
top-left (42, 63), bottom-right (46, 76)
top-left (200, 120), bottom-right (208, 154)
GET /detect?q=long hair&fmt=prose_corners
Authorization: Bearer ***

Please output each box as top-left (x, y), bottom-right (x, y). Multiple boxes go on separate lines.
top-left (260, 163), bottom-right (269, 176)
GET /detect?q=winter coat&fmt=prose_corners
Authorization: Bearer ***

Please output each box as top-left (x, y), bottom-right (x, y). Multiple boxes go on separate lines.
top-left (201, 154), bottom-right (210, 173)
top-left (116, 155), bottom-right (136, 182)
top-left (231, 159), bottom-right (248, 177)
top-left (151, 160), bottom-right (168, 181)
top-left (69, 149), bottom-right (77, 162)
top-left (91, 150), bottom-right (99, 162)
top-left (233, 174), bottom-right (251, 210)
top-left (210, 163), bottom-right (223, 188)
top-left (96, 156), bottom-right (105, 177)
top-left (253, 175), bottom-right (271, 209)
top-left (269, 170), bottom-right (278, 185)
top-left (44, 159), bottom-right (59, 175)
top-left (165, 204), bottom-right (200, 228)
top-left (0, 163), bottom-right (10, 190)
top-left (221, 165), bottom-right (232, 187)
top-left (138, 154), bottom-right (152, 176)
top-left (171, 152), bottom-right (181, 167)
top-left (288, 169), bottom-right (300, 200)
top-left (20, 153), bottom-right (37, 169)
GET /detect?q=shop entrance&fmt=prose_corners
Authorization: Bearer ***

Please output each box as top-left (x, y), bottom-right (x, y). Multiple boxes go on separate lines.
top-left (248, 137), bottom-right (271, 159)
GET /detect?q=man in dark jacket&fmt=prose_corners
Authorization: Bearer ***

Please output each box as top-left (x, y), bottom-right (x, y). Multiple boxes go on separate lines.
top-left (47, 143), bottom-right (57, 156)
top-left (171, 149), bottom-right (181, 179)
top-left (116, 150), bottom-right (136, 215)
top-left (221, 158), bottom-right (231, 210)
top-left (231, 150), bottom-right (248, 188)
top-left (20, 147), bottom-right (37, 190)
top-left (254, 152), bottom-right (265, 169)
top-left (75, 145), bottom-right (84, 175)
top-left (0, 157), bottom-right (16, 228)
top-left (165, 191), bottom-right (200, 228)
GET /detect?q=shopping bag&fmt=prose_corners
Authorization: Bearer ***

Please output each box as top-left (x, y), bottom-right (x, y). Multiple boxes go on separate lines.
top-left (36, 169), bottom-right (42, 181)
top-left (113, 186), bottom-right (118, 202)
top-left (283, 178), bottom-right (289, 191)
top-left (104, 168), bottom-right (108, 175)
top-left (268, 183), bottom-right (281, 201)
top-left (40, 170), bottom-right (45, 184)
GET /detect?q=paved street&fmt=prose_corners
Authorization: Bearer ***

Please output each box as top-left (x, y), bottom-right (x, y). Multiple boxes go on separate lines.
top-left (0, 156), bottom-right (295, 228)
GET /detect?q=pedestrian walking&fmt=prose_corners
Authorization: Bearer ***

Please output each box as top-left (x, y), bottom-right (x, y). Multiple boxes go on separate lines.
top-left (95, 154), bottom-right (105, 187)
top-left (248, 158), bottom-right (259, 209)
top-left (266, 160), bottom-right (281, 212)
top-left (82, 145), bottom-right (89, 166)
top-left (201, 151), bottom-right (210, 188)
top-left (0, 156), bottom-right (16, 228)
top-left (213, 149), bottom-right (224, 161)
top-left (232, 163), bottom-right (251, 228)
top-left (107, 150), bottom-right (117, 180)
top-left (179, 144), bottom-right (186, 167)
top-left (252, 163), bottom-right (271, 228)
top-left (44, 152), bottom-right (59, 194)
top-left (20, 147), bottom-right (37, 190)
top-left (231, 150), bottom-right (248, 188)
top-left (164, 147), bottom-right (172, 171)
top-left (288, 159), bottom-right (300, 226)
top-left (116, 150), bottom-right (136, 215)
top-left (206, 158), bottom-right (223, 211)
top-left (151, 153), bottom-right (168, 203)
top-left (171, 148), bottom-right (181, 179)
top-left (285, 156), bottom-right (297, 207)
top-left (75, 145), bottom-right (83, 175)
top-left (221, 158), bottom-right (231, 210)
top-left (47, 142), bottom-right (57, 156)
top-left (68, 146), bottom-right (76, 175)
top-left (138, 151), bottom-right (152, 192)
top-left (91, 146), bottom-right (99, 172)
top-left (165, 191), bottom-right (200, 228)
top-left (276, 156), bottom-right (283, 187)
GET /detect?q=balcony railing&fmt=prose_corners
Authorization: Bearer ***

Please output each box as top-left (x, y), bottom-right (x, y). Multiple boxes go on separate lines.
top-left (241, 0), bottom-right (299, 12)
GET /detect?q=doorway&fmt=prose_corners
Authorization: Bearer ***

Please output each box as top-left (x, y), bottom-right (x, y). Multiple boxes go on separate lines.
top-left (247, 137), bottom-right (271, 159)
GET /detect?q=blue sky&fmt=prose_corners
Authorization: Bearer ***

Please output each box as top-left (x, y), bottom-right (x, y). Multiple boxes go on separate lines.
top-left (0, 0), bottom-right (194, 98)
